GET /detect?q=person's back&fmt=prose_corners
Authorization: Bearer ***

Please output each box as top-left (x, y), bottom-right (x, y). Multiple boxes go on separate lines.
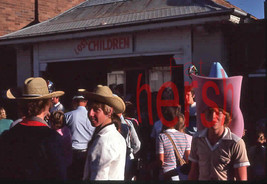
top-left (65, 106), bottom-right (95, 149)
top-left (0, 119), bottom-right (13, 135)
top-left (64, 96), bottom-right (95, 180)
top-left (0, 77), bottom-right (67, 180)
top-left (0, 122), bottom-right (66, 179)
top-left (157, 129), bottom-right (190, 172)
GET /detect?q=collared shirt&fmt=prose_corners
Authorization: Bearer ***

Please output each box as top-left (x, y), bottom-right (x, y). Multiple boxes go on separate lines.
top-left (83, 124), bottom-right (126, 180)
top-left (189, 127), bottom-right (250, 180)
top-left (22, 116), bottom-right (49, 126)
top-left (50, 102), bottom-right (65, 113)
top-left (65, 106), bottom-right (95, 150)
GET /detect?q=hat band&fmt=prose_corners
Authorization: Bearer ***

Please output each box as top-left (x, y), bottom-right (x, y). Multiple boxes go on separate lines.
top-left (73, 95), bottom-right (85, 99)
top-left (22, 94), bottom-right (42, 97)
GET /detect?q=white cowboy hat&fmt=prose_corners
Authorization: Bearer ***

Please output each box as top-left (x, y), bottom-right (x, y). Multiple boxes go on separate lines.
top-left (6, 77), bottom-right (64, 100)
top-left (84, 85), bottom-right (125, 114)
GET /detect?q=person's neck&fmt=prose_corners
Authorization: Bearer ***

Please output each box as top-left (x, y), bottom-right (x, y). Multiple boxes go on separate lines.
top-left (100, 118), bottom-right (112, 128)
top-left (207, 127), bottom-right (225, 145)
top-left (36, 113), bottom-right (45, 120)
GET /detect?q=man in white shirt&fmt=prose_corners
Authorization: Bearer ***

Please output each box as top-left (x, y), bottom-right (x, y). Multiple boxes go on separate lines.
top-left (83, 85), bottom-right (126, 180)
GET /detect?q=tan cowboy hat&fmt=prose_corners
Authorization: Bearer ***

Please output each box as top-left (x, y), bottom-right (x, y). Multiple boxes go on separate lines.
top-left (84, 85), bottom-right (125, 114)
top-left (6, 77), bottom-right (64, 99)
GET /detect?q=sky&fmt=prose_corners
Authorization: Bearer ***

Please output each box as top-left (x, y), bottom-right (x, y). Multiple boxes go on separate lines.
top-left (227, 0), bottom-right (265, 19)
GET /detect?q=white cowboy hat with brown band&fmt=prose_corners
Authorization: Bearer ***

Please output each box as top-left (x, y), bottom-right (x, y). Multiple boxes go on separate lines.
top-left (83, 85), bottom-right (125, 114)
top-left (6, 77), bottom-right (64, 100)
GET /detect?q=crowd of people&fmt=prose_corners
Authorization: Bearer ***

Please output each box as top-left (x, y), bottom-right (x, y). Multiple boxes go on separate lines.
top-left (0, 62), bottom-right (265, 181)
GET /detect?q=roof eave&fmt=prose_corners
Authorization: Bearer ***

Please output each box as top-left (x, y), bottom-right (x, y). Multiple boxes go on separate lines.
top-left (0, 9), bottom-right (234, 46)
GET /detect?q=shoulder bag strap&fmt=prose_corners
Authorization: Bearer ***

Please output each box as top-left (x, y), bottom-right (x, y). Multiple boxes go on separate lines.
top-left (164, 132), bottom-right (186, 166)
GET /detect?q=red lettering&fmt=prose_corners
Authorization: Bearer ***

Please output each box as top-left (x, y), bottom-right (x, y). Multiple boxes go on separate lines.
top-left (136, 74), bottom-right (153, 125)
top-left (169, 57), bottom-right (182, 75)
top-left (113, 38), bottom-right (119, 49)
top-left (95, 40), bottom-right (99, 51)
top-left (99, 40), bottom-right (102, 51)
top-left (157, 82), bottom-right (179, 127)
top-left (119, 37), bottom-right (124, 49)
top-left (88, 41), bottom-right (94, 51)
top-left (108, 39), bottom-right (112, 50)
top-left (77, 45), bottom-right (82, 52)
top-left (124, 37), bottom-right (129, 48)
top-left (81, 40), bottom-right (87, 49)
top-left (74, 48), bottom-right (79, 55)
top-left (200, 81), bottom-right (219, 128)
top-left (101, 39), bottom-right (104, 51)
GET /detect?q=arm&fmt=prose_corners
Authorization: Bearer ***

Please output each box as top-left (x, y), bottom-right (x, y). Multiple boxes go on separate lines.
top-left (184, 150), bottom-right (190, 162)
top-left (187, 136), bottom-right (199, 180)
top-left (234, 166), bottom-right (247, 181)
top-left (232, 139), bottom-right (250, 181)
top-left (188, 162), bottom-right (199, 180)
top-left (159, 153), bottom-right (164, 166)
top-left (128, 120), bottom-right (141, 154)
top-left (155, 133), bottom-right (164, 169)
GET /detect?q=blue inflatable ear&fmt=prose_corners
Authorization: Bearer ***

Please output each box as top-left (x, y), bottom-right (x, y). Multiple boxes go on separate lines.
top-left (208, 62), bottom-right (228, 78)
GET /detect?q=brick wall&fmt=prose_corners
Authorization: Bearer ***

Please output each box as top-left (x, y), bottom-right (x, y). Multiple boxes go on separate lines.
top-left (0, 0), bottom-right (85, 36)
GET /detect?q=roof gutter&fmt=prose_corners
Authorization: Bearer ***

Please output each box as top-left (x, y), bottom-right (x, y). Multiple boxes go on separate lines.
top-left (0, 10), bottom-right (233, 46)
top-left (233, 8), bottom-right (248, 17)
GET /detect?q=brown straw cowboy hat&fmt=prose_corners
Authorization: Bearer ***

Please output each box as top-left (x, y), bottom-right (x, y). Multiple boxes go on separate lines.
top-left (83, 85), bottom-right (125, 114)
top-left (6, 77), bottom-right (64, 100)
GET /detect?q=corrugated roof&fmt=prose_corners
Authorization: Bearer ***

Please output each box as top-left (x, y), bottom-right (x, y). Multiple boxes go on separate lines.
top-left (0, 0), bottom-right (242, 40)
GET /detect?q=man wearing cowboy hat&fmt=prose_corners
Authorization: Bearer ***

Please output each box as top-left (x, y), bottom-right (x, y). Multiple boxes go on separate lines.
top-left (64, 89), bottom-right (95, 180)
top-left (0, 77), bottom-right (67, 180)
top-left (187, 63), bottom-right (250, 180)
top-left (83, 85), bottom-right (126, 180)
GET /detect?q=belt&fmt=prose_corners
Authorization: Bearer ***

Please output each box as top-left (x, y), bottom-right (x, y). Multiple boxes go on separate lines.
top-left (72, 148), bottom-right (87, 153)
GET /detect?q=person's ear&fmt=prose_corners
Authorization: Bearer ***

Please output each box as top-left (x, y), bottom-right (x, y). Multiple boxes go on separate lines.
top-left (107, 108), bottom-right (114, 116)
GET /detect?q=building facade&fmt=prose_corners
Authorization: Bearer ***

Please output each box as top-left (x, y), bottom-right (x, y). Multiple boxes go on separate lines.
top-left (0, 0), bottom-right (264, 129)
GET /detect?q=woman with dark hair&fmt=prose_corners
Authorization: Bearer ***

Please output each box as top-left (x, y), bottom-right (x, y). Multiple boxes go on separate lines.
top-left (156, 106), bottom-right (190, 181)
top-left (0, 77), bottom-right (67, 180)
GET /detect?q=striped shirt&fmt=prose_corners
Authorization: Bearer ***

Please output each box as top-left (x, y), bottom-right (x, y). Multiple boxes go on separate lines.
top-left (156, 129), bottom-right (190, 172)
